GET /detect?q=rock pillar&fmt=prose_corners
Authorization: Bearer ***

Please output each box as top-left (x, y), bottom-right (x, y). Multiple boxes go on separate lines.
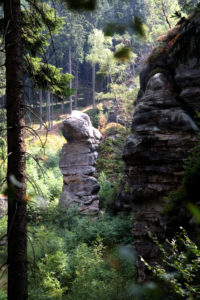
top-left (59, 110), bottom-right (102, 213)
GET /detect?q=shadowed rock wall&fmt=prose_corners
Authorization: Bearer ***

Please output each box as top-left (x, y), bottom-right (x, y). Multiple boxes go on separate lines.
top-left (59, 111), bottom-right (102, 213)
top-left (121, 14), bottom-right (200, 281)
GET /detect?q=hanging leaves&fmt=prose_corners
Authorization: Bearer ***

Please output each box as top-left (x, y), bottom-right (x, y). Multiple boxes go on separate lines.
top-left (64, 0), bottom-right (96, 11)
top-left (114, 47), bottom-right (131, 62)
top-left (131, 16), bottom-right (146, 38)
top-left (104, 23), bottom-right (126, 36)
top-left (25, 55), bottom-right (74, 99)
top-left (103, 17), bottom-right (146, 39)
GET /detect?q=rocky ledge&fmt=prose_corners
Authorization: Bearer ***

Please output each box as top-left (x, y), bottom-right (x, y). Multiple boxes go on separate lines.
top-left (59, 110), bottom-right (102, 213)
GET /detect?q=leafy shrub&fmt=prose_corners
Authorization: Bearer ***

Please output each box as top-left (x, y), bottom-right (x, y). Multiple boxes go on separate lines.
top-left (26, 145), bottom-right (63, 203)
top-left (0, 289), bottom-right (6, 300)
top-left (144, 228), bottom-right (200, 299)
top-left (67, 240), bottom-right (135, 300)
top-left (27, 205), bottom-right (135, 300)
top-left (96, 124), bottom-right (128, 209)
top-left (29, 204), bottom-right (133, 248)
top-left (29, 237), bottom-right (136, 300)
top-left (97, 137), bottom-right (125, 180)
top-left (29, 250), bottom-right (68, 300)
top-left (85, 108), bottom-right (100, 128)
top-left (103, 122), bottom-right (127, 136)
top-left (0, 216), bottom-right (7, 266)
top-left (98, 171), bottom-right (121, 209)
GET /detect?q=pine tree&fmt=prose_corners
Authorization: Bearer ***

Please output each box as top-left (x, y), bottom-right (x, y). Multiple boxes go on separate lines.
top-left (2, 1), bottom-right (74, 298)
top-left (4, 1), bottom-right (28, 298)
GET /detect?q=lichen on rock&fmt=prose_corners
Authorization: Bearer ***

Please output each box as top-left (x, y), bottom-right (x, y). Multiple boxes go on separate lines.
top-left (59, 110), bottom-right (102, 213)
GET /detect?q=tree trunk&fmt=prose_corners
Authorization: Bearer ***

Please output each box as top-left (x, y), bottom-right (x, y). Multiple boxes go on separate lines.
top-left (32, 89), bottom-right (36, 124)
top-left (74, 61), bottom-right (79, 110)
top-left (46, 90), bottom-right (51, 131)
top-left (28, 85), bottom-right (33, 124)
top-left (4, 0), bottom-right (28, 299)
top-left (39, 90), bottom-right (43, 130)
top-left (61, 99), bottom-right (64, 114)
top-left (92, 64), bottom-right (96, 108)
top-left (69, 45), bottom-right (72, 114)
top-left (51, 93), bottom-right (53, 129)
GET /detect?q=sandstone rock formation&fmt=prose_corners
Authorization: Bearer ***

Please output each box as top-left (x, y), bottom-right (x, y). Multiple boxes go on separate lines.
top-left (59, 110), bottom-right (102, 213)
top-left (0, 195), bottom-right (7, 217)
top-left (120, 13), bottom-right (200, 281)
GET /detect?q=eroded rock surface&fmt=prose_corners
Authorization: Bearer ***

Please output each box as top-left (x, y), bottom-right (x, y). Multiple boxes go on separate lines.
top-left (121, 14), bottom-right (200, 281)
top-left (59, 111), bottom-right (102, 213)
top-left (0, 195), bottom-right (7, 217)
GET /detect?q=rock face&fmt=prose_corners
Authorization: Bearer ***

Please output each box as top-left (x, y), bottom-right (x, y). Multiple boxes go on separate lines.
top-left (59, 111), bottom-right (102, 213)
top-left (0, 195), bottom-right (7, 217)
top-left (121, 14), bottom-right (200, 281)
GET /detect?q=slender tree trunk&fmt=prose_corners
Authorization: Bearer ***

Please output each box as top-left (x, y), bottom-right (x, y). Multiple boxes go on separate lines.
top-left (32, 89), bottom-right (36, 124)
top-left (61, 99), bottom-right (64, 114)
top-left (4, 0), bottom-right (28, 299)
top-left (28, 85), bottom-right (33, 124)
top-left (39, 90), bottom-right (43, 130)
top-left (161, 0), bottom-right (171, 28)
top-left (74, 61), bottom-right (79, 110)
top-left (61, 52), bottom-right (64, 115)
top-left (92, 64), bottom-right (96, 108)
top-left (46, 91), bottom-right (51, 131)
top-left (51, 93), bottom-right (53, 129)
top-left (69, 45), bottom-right (72, 114)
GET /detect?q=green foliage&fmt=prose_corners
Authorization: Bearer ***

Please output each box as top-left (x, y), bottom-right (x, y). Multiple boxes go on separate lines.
top-left (66, 241), bottom-right (135, 300)
top-left (85, 107), bottom-right (100, 128)
top-left (131, 16), bottom-right (146, 37)
top-left (98, 171), bottom-right (120, 209)
top-left (114, 46), bottom-right (132, 61)
top-left (97, 127), bottom-right (127, 179)
top-left (22, 3), bottom-right (64, 56)
top-left (164, 138), bottom-right (200, 225)
top-left (178, 0), bottom-right (200, 14)
top-left (27, 205), bottom-right (134, 299)
top-left (0, 118), bottom-right (6, 189)
top-left (26, 142), bottom-right (63, 204)
top-left (29, 205), bottom-right (133, 247)
top-left (0, 290), bottom-right (6, 300)
top-left (187, 203), bottom-right (200, 224)
top-left (96, 123), bottom-right (129, 209)
top-left (25, 55), bottom-right (74, 99)
top-left (145, 229), bottom-right (200, 299)
top-left (0, 216), bottom-right (7, 266)
top-left (29, 250), bottom-right (68, 299)
top-left (104, 22), bottom-right (126, 36)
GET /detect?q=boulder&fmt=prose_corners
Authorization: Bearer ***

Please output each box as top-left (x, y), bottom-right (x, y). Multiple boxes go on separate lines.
top-left (59, 111), bottom-right (102, 213)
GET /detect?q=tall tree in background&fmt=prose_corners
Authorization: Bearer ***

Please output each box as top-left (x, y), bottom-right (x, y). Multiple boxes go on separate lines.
top-left (52, 7), bottom-right (87, 112)
top-left (86, 29), bottom-right (112, 107)
top-left (4, 0), bottom-right (28, 298)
